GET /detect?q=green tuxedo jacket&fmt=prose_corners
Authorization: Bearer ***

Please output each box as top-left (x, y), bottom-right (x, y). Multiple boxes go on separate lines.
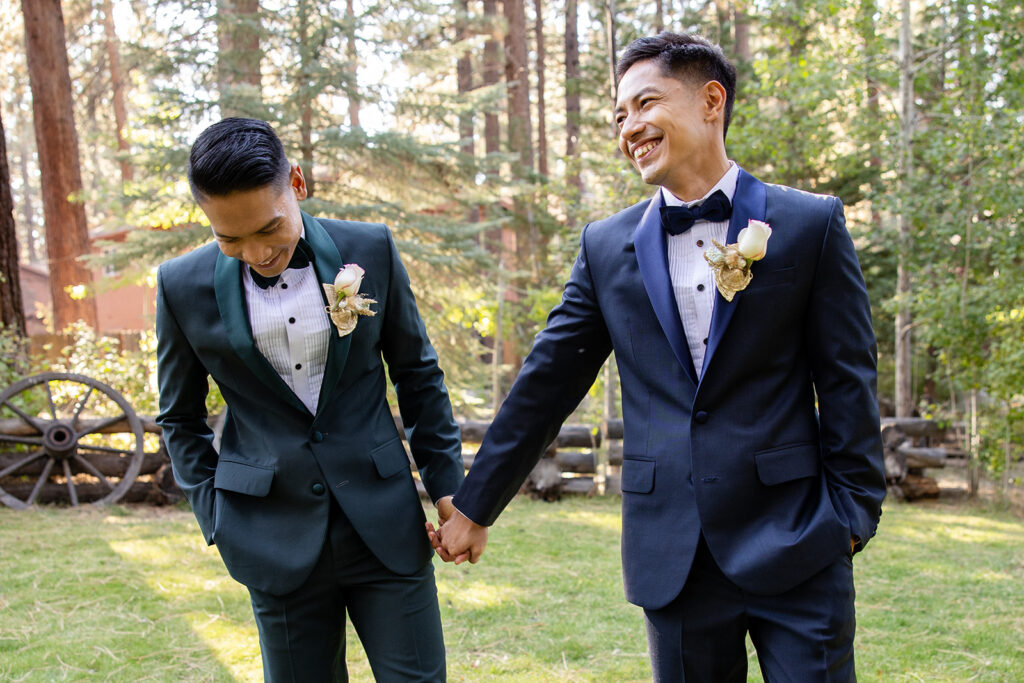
top-left (156, 212), bottom-right (463, 595)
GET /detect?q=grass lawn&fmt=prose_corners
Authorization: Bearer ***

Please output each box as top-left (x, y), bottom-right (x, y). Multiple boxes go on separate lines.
top-left (1, 495), bottom-right (1022, 682)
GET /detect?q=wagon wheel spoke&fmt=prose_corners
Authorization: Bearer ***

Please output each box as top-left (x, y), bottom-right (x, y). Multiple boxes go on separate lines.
top-left (0, 449), bottom-right (45, 478)
top-left (62, 460), bottom-right (79, 506)
top-left (70, 386), bottom-right (95, 428)
top-left (26, 458), bottom-right (55, 506)
top-left (1, 399), bottom-right (46, 434)
top-left (44, 382), bottom-right (58, 420)
top-left (76, 413), bottom-right (127, 436)
top-left (72, 454), bottom-right (114, 491)
top-left (78, 443), bottom-right (136, 457)
top-left (0, 434), bottom-right (45, 447)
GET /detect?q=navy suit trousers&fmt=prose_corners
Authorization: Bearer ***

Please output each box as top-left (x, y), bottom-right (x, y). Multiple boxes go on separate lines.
top-left (247, 499), bottom-right (446, 682)
top-left (644, 535), bottom-right (856, 682)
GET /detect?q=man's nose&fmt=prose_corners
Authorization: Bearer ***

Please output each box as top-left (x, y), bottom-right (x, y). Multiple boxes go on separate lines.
top-left (241, 243), bottom-right (273, 266)
top-left (619, 113), bottom-right (644, 145)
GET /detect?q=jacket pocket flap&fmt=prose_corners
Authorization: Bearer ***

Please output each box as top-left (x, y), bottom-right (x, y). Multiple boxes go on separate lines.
top-left (370, 437), bottom-right (411, 478)
top-left (214, 459), bottom-right (274, 496)
top-left (621, 458), bottom-right (655, 493)
top-left (754, 442), bottom-right (820, 486)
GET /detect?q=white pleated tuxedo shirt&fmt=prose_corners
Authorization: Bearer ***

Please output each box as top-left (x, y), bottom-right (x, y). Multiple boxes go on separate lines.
top-left (243, 233), bottom-right (331, 415)
top-left (661, 161), bottom-right (739, 377)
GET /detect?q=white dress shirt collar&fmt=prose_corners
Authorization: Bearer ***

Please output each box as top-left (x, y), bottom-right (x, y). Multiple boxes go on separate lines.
top-left (660, 161), bottom-right (739, 208)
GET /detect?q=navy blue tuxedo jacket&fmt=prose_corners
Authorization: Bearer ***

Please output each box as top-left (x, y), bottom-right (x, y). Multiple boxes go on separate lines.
top-left (156, 212), bottom-right (464, 596)
top-left (454, 169), bottom-right (886, 609)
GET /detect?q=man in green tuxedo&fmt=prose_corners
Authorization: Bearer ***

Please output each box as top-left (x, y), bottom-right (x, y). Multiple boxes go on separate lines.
top-left (156, 117), bottom-right (464, 681)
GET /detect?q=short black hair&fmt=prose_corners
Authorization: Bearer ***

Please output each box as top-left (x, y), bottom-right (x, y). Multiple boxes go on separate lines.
top-left (616, 32), bottom-right (737, 139)
top-left (187, 117), bottom-right (291, 200)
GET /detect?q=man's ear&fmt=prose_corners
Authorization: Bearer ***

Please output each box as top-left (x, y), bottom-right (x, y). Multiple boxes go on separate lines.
top-left (701, 81), bottom-right (727, 124)
top-left (289, 164), bottom-right (308, 201)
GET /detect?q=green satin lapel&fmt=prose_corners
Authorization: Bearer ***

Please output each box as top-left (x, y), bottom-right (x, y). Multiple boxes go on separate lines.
top-left (301, 211), bottom-right (353, 417)
top-left (213, 250), bottom-right (310, 415)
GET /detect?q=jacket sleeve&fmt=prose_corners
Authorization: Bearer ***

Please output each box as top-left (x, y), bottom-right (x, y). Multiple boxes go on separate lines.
top-left (155, 266), bottom-right (218, 544)
top-left (378, 227), bottom-right (465, 502)
top-left (453, 226), bottom-right (613, 526)
top-left (804, 198), bottom-right (886, 551)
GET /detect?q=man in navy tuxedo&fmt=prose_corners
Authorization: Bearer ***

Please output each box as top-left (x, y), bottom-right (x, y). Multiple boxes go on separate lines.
top-left (433, 33), bottom-right (885, 681)
top-left (157, 118), bottom-right (464, 681)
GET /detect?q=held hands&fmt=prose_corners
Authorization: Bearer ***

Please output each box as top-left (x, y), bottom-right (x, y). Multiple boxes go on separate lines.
top-left (426, 496), bottom-right (488, 565)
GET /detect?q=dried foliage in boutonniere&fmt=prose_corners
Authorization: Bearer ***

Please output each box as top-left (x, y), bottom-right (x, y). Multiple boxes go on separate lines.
top-left (322, 264), bottom-right (376, 337)
top-left (703, 220), bottom-right (773, 302)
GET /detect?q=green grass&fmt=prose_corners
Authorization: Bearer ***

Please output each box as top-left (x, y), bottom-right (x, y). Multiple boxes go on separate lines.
top-left (1, 496), bottom-right (1022, 681)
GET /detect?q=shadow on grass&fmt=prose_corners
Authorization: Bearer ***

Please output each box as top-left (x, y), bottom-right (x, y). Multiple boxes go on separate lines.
top-left (0, 505), bottom-right (253, 682)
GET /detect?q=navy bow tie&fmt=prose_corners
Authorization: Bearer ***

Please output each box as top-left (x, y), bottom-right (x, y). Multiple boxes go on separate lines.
top-left (659, 190), bottom-right (732, 236)
top-left (250, 238), bottom-right (314, 289)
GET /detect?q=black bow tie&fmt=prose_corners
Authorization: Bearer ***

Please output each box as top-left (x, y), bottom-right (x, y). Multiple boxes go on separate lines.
top-left (660, 190), bottom-right (732, 236)
top-left (249, 238), bottom-right (314, 289)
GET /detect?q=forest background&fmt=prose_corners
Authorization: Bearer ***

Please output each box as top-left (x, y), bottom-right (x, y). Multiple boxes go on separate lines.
top-left (1, 0), bottom-right (1022, 486)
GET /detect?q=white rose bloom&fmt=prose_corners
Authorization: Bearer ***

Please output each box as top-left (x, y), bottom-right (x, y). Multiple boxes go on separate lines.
top-left (736, 220), bottom-right (772, 260)
top-left (334, 264), bottom-right (365, 297)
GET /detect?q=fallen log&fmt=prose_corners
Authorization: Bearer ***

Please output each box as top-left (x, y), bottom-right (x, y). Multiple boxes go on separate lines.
top-left (897, 444), bottom-right (947, 469)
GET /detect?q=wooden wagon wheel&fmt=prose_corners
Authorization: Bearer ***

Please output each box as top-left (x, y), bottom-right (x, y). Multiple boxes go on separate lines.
top-left (0, 372), bottom-right (146, 509)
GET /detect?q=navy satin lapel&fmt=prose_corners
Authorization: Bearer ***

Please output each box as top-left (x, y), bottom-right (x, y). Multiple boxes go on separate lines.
top-left (302, 212), bottom-right (353, 416)
top-left (702, 169), bottom-right (767, 379)
top-left (633, 193), bottom-right (699, 385)
top-left (213, 251), bottom-right (308, 414)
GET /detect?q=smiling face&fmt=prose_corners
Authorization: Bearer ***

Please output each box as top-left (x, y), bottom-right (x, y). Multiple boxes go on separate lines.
top-left (614, 59), bottom-right (728, 201)
top-left (200, 165), bottom-right (308, 276)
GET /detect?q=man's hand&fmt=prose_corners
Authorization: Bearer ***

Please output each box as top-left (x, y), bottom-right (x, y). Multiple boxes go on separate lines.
top-left (429, 503), bottom-right (488, 565)
top-left (425, 496), bottom-right (474, 564)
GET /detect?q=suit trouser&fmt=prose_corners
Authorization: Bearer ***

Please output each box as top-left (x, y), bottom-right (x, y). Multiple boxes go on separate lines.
top-left (643, 535), bottom-right (856, 683)
top-left (247, 498), bottom-right (446, 682)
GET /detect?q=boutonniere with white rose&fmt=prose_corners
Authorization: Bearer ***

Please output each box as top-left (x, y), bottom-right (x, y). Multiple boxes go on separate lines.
top-left (703, 220), bottom-right (773, 302)
top-left (322, 264), bottom-right (377, 337)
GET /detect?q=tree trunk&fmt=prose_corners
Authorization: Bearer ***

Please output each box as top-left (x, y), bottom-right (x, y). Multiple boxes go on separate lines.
top-left (21, 0), bottom-right (97, 330)
top-left (734, 1), bottom-right (751, 62)
top-left (534, 0), bottom-right (548, 178)
top-left (895, 0), bottom-right (915, 418)
top-left (604, 0), bottom-right (617, 106)
top-left (0, 110), bottom-right (27, 337)
top-left (483, 0), bottom-right (501, 164)
top-left (654, 0), bottom-right (664, 33)
top-left (346, 0), bottom-right (361, 128)
top-left (102, 0), bottom-right (132, 186)
top-left (564, 0), bottom-right (583, 197)
top-left (17, 128), bottom-right (38, 263)
top-left (504, 0), bottom-right (534, 174)
top-left (457, 0), bottom-right (474, 160)
top-left (217, 0), bottom-right (263, 118)
top-left (297, 0), bottom-right (315, 197)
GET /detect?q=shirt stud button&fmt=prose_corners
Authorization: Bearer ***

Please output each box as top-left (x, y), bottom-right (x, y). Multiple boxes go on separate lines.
top-left (696, 240), bottom-right (704, 247)
top-left (697, 284), bottom-right (705, 292)
top-left (288, 317), bottom-right (296, 324)
top-left (295, 363), bottom-right (302, 370)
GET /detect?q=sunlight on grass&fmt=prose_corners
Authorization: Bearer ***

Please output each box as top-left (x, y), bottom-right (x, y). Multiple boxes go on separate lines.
top-left (1, 497), bottom-right (1022, 681)
top-left (437, 580), bottom-right (523, 610)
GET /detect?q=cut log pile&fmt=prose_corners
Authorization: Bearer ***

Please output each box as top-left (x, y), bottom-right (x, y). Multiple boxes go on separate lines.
top-left (882, 417), bottom-right (963, 501)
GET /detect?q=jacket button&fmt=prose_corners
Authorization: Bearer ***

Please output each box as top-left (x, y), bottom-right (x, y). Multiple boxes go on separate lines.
top-left (694, 411), bottom-right (709, 424)
top-left (312, 431), bottom-right (324, 443)
top-left (311, 483), bottom-right (325, 495)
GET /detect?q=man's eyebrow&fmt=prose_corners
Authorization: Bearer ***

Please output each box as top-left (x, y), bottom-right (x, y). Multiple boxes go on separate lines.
top-left (614, 86), bottom-right (662, 114)
top-left (212, 217), bottom-right (282, 239)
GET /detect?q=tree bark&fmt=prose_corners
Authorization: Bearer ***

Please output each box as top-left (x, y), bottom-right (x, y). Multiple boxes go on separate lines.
top-left (0, 110), bottom-right (27, 337)
top-left (483, 0), bottom-right (501, 164)
top-left (895, 0), bottom-right (915, 418)
top-left (17, 127), bottom-right (38, 263)
top-left (101, 0), bottom-right (132, 186)
top-left (504, 0), bottom-right (534, 173)
top-left (564, 0), bottom-right (583, 196)
top-left (734, 1), bottom-right (751, 62)
top-left (534, 0), bottom-right (548, 178)
top-left (654, 0), bottom-right (664, 33)
top-left (456, 0), bottom-right (474, 160)
top-left (346, 0), bottom-right (361, 128)
top-left (217, 0), bottom-right (263, 118)
top-left (604, 0), bottom-right (617, 106)
top-left (297, 0), bottom-right (315, 197)
top-left (21, 0), bottom-right (98, 330)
